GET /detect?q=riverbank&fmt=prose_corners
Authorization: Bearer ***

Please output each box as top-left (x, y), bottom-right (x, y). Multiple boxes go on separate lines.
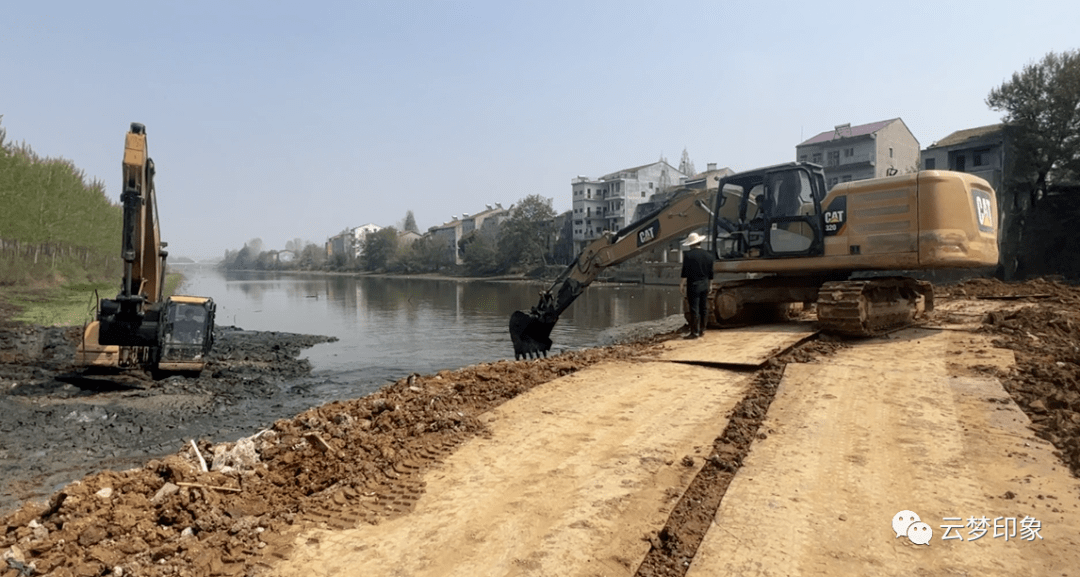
top-left (5, 279), bottom-right (1079, 576)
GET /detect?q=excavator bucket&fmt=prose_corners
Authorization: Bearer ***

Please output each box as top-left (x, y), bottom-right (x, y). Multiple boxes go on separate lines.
top-left (509, 310), bottom-right (555, 360)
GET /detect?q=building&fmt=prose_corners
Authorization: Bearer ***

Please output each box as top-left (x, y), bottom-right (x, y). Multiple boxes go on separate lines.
top-left (796, 119), bottom-right (920, 190)
top-left (428, 218), bottom-right (464, 266)
top-left (325, 224), bottom-right (384, 260)
top-left (326, 230), bottom-right (351, 259)
top-left (921, 124), bottom-right (1006, 195)
top-left (461, 204), bottom-right (509, 240)
top-left (398, 230), bottom-right (422, 247)
top-left (630, 163), bottom-right (734, 265)
top-left (426, 204), bottom-right (509, 266)
top-left (350, 223), bottom-right (384, 258)
top-left (571, 160), bottom-right (686, 251)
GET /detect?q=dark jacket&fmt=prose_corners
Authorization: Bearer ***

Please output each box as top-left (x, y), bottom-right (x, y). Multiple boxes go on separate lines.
top-left (681, 247), bottom-right (715, 290)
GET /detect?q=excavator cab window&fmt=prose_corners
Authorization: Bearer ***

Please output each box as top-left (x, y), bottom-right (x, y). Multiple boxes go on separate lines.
top-left (714, 163), bottom-right (825, 259)
top-left (163, 303), bottom-right (208, 346)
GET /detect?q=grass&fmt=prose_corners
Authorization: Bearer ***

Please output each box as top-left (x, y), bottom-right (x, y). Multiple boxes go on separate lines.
top-left (2, 282), bottom-right (112, 327)
top-left (0, 272), bottom-right (184, 327)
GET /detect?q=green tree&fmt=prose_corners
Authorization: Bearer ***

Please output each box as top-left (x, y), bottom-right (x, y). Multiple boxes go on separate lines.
top-left (497, 194), bottom-right (556, 269)
top-left (299, 242), bottom-right (326, 269)
top-left (460, 232), bottom-right (503, 275)
top-left (987, 49), bottom-right (1080, 202)
top-left (361, 227), bottom-right (399, 271)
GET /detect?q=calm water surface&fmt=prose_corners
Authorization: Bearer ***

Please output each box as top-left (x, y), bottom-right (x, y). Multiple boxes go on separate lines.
top-left (173, 266), bottom-right (682, 397)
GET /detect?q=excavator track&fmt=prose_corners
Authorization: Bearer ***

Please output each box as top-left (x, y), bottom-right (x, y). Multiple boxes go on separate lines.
top-left (816, 278), bottom-right (934, 337)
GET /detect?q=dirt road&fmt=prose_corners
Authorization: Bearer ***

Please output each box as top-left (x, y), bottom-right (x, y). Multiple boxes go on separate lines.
top-left (687, 328), bottom-right (1080, 576)
top-left (275, 325), bottom-right (813, 577)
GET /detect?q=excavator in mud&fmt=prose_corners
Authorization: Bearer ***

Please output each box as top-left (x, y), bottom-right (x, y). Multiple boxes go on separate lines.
top-left (510, 161), bottom-right (999, 359)
top-left (75, 123), bottom-right (216, 374)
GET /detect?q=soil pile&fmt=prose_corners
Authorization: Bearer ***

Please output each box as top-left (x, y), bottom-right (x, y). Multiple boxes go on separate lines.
top-left (952, 277), bottom-right (1080, 477)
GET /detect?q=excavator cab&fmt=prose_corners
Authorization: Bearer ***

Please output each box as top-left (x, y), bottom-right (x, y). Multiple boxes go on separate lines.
top-left (158, 297), bottom-right (216, 373)
top-left (714, 163), bottom-right (827, 260)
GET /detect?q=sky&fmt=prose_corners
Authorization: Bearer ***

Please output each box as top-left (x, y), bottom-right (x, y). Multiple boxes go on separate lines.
top-left (2, 0), bottom-right (1078, 261)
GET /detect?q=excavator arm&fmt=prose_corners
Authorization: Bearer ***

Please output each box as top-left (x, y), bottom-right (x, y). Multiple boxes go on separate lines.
top-left (97, 123), bottom-right (167, 347)
top-left (509, 188), bottom-right (717, 359)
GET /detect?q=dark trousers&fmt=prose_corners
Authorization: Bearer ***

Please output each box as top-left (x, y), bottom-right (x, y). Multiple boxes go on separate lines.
top-left (687, 280), bottom-right (710, 335)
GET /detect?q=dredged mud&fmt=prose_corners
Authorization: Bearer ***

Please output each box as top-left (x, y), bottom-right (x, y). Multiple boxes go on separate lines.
top-left (0, 322), bottom-right (337, 517)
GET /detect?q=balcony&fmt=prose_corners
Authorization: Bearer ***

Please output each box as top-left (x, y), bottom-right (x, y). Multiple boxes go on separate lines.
top-left (825, 153), bottom-right (874, 168)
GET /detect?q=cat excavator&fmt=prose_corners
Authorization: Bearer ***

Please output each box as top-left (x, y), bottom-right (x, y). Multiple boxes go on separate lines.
top-left (75, 123), bottom-right (216, 374)
top-left (509, 161), bottom-right (999, 359)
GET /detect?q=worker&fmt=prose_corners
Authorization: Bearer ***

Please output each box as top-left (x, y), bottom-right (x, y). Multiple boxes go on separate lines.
top-left (175, 307), bottom-right (204, 344)
top-left (680, 232), bottom-right (714, 339)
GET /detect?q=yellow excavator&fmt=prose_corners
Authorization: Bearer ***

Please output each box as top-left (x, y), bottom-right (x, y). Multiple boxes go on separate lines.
top-left (75, 123), bottom-right (216, 373)
top-left (509, 161), bottom-right (999, 359)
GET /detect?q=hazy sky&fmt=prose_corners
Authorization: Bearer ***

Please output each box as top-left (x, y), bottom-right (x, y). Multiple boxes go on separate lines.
top-left (3, 1), bottom-right (1078, 260)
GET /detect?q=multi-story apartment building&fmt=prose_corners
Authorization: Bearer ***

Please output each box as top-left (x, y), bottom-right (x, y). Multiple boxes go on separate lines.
top-left (571, 160), bottom-right (685, 251)
top-left (428, 204), bottom-right (509, 266)
top-left (796, 118), bottom-right (920, 190)
top-left (350, 223), bottom-right (383, 258)
top-left (326, 224), bottom-right (384, 260)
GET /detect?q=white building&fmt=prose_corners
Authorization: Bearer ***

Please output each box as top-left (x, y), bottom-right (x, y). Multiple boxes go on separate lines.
top-left (571, 160), bottom-right (685, 251)
top-left (350, 223), bottom-right (384, 258)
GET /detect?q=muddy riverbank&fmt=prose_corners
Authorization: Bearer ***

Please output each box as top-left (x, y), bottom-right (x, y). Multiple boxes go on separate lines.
top-left (0, 320), bottom-right (337, 517)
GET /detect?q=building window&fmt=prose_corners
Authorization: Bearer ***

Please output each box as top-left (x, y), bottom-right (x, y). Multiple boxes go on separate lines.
top-left (841, 175), bottom-right (852, 183)
top-left (844, 148), bottom-right (854, 157)
top-left (799, 154), bottom-right (807, 161)
top-left (828, 177), bottom-right (839, 188)
top-left (973, 152), bottom-right (984, 167)
top-left (649, 182), bottom-right (653, 189)
top-left (827, 150), bottom-right (840, 166)
top-left (889, 147), bottom-right (894, 158)
top-left (812, 152), bottom-right (822, 164)
top-left (924, 158), bottom-right (935, 170)
top-left (955, 155), bottom-right (966, 172)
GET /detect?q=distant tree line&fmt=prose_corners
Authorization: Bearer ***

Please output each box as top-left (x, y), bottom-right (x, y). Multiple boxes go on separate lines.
top-left (219, 197), bottom-right (576, 276)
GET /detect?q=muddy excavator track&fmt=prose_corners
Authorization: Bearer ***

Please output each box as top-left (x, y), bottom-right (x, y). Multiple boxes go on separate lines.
top-left (815, 277), bottom-right (934, 337)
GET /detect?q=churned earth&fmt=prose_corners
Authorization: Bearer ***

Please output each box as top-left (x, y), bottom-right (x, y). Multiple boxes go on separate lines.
top-left (2, 278), bottom-right (1080, 577)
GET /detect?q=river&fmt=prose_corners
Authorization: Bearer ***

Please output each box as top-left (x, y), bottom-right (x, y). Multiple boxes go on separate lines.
top-left (173, 265), bottom-right (684, 399)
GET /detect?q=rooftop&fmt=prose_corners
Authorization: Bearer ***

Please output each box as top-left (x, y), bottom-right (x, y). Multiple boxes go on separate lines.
top-left (798, 118), bottom-right (900, 146)
top-left (927, 124), bottom-right (1004, 149)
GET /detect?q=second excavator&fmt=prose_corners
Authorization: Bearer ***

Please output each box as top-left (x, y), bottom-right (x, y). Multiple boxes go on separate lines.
top-left (75, 123), bottom-right (216, 374)
top-left (510, 161), bottom-right (998, 359)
